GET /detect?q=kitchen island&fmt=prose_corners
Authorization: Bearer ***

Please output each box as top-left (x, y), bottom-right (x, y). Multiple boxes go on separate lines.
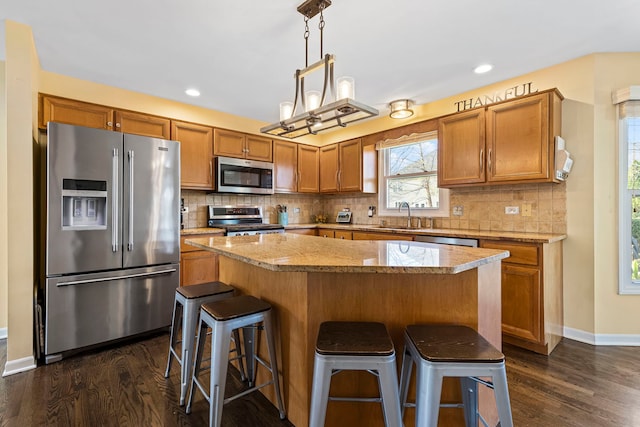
top-left (186, 233), bottom-right (509, 427)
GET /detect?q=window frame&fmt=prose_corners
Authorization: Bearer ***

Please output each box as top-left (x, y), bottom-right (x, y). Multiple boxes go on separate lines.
top-left (615, 88), bottom-right (640, 294)
top-left (376, 131), bottom-right (449, 218)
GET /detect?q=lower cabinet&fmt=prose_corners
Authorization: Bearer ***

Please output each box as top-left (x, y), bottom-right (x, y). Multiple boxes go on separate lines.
top-left (180, 233), bottom-right (222, 286)
top-left (480, 239), bottom-right (563, 354)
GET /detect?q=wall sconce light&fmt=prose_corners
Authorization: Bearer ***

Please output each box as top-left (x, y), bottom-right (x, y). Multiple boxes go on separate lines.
top-left (389, 99), bottom-right (414, 119)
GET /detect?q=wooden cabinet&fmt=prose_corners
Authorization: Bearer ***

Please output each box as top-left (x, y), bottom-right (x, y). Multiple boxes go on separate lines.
top-left (480, 239), bottom-right (563, 354)
top-left (213, 128), bottom-right (272, 162)
top-left (274, 141), bottom-right (319, 193)
top-left (319, 138), bottom-right (376, 193)
top-left (171, 121), bottom-right (214, 190)
top-left (180, 233), bottom-right (222, 286)
top-left (39, 94), bottom-right (171, 138)
top-left (352, 231), bottom-right (413, 241)
top-left (438, 89), bottom-right (563, 188)
top-left (297, 144), bottom-right (320, 192)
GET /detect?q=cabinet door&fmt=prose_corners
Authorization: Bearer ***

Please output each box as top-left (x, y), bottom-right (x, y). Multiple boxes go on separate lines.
top-left (486, 92), bottom-right (550, 183)
top-left (501, 264), bottom-right (543, 344)
top-left (172, 121), bottom-right (214, 189)
top-left (181, 250), bottom-right (218, 286)
top-left (297, 144), bottom-right (319, 193)
top-left (213, 128), bottom-right (246, 158)
top-left (274, 140), bottom-right (298, 193)
top-left (338, 138), bottom-right (363, 192)
top-left (245, 135), bottom-right (273, 161)
top-left (40, 95), bottom-right (114, 131)
top-left (287, 228), bottom-right (317, 236)
top-left (319, 144), bottom-right (339, 193)
top-left (115, 110), bottom-right (171, 139)
top-left (438, 109), bottom-right (486, 186)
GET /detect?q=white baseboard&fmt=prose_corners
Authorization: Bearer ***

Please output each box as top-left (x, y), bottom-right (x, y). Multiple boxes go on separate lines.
top-left (563, 326), bottom-right (640, 346)
top-left (0, 327), bottom-right (6, 339)
top-left (2, 355), bottom-right (36, 377)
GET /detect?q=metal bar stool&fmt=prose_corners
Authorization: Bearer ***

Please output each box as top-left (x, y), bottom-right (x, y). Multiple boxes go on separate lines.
top-left (308, 321), bottom-right (403, 427)
top-left (186, 295), bottom-right (286, 427)
top-left (164, 281), bottom-right (244, 406)
top-left (398, 324), bottom-right (514, 427)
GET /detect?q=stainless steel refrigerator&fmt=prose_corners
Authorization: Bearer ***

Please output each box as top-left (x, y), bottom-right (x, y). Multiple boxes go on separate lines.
top-left (41, 122), bottom-right (180, 363)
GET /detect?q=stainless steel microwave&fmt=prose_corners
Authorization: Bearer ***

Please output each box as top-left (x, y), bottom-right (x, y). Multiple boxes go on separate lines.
top-left (215, 156), bottom-right (274, 194)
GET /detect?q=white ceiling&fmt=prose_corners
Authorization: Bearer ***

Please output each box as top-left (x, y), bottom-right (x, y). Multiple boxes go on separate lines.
top-left (2, 0), bottom-right (640, 124)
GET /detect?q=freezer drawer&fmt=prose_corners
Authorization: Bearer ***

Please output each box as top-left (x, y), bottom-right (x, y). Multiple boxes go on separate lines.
top-left (44, 264), bottom-right (179, 356)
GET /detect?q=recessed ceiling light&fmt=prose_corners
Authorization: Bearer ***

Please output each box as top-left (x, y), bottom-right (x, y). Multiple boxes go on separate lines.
top-left (185, 88), bottom-right (201, 97)
top-left (474, 64), bottom-right (493, 74)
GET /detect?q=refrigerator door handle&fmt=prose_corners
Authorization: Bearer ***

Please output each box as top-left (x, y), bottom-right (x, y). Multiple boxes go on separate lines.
top-left (128, 150), bottom-right (134, 251)
top-left (112, 148), bottom-right (119, 252)
top-left (55, 268), bottom-right (178, 287)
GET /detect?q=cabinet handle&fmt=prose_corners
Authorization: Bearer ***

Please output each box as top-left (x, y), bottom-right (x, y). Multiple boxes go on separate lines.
top-left (107, 121), bottom-right (113, 128)
top-left (488, 149), bottom-right (493, 173)
top-left (480, 149), bottom-right (484, 170)
top-left (116, 122), bottom-right (121, 128)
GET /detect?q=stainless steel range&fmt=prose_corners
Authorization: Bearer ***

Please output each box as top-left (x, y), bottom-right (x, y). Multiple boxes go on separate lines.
top-left (207, 206), bottom-right (285, 236)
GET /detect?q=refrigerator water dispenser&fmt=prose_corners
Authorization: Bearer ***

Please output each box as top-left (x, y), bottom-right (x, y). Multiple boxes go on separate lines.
top-left (61, 179), bottom-right (107, 230)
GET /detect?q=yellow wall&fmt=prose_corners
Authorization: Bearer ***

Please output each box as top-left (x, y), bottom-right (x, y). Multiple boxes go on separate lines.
top-left (0, 58), bottom-right (7, 334)
top-left (4, 20), bottom-right (38, 364)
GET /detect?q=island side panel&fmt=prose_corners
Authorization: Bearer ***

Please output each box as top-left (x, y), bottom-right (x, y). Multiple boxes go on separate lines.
top-left (218, 256), bottom-right (311, 427)
top-left (305, 269), bottom-right (492, 427)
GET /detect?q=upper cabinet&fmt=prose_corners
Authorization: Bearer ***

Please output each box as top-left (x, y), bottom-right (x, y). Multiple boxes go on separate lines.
top-left (319, 138), bottom-right (376, 193)
top-left (171, 120), bottom-right (214, 190)
top-left (273, 141), bottom-right (319, 193)
top-left (213, 128), bottom-right (273, 162)
top-left (438, 89), bottom-right (563, 188)
top-left (39, 94), bottom-right (171, 139)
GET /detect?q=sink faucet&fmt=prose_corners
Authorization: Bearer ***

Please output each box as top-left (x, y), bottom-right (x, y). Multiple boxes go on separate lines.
top-left (399, 201), bottom-right (411, 228)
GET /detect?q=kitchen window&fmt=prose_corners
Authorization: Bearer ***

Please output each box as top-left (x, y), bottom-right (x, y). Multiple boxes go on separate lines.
top-left (376, 131), bottom-right (449, 218)
top-left (617, 93), bottom-right (640, 294)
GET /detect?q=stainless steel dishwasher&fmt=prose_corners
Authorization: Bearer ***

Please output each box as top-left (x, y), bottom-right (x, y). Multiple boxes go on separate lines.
top-left (413, 235), bottom-right (478, 247)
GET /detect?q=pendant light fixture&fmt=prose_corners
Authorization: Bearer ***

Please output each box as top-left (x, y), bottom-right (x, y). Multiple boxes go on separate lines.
top-left (260, 0), bottom-right (378, 139)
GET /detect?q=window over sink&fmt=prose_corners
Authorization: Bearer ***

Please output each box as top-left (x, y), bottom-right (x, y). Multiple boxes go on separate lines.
top-left (376, 131), bottom-right (449, 218)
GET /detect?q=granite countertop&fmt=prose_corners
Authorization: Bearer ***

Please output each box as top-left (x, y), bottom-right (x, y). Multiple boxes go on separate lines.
top-left (185, 233), bottom-right (509, 274)
top-left (284, 223), bottom-right (566, 243)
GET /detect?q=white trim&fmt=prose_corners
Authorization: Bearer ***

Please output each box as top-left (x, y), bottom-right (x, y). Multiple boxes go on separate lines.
top-left (0, 327), bottom-right (6, 339)
top-left (2, 355), bottom-right (36, 377)
top-left (563, 326), bottom-right (640, 346)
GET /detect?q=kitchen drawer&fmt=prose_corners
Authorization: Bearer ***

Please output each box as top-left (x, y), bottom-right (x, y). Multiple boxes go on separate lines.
top-left (334, 230), bottom-right (353, 240)
top-left (480, 240), bottom-right (539, 266)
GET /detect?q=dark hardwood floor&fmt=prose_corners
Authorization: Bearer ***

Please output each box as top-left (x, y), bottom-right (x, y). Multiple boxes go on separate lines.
top-left (1, 334), bottom-right (639, 426)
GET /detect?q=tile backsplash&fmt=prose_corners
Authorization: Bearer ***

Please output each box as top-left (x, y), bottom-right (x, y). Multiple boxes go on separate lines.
top-left (182, 181), bottom-right (566, 234)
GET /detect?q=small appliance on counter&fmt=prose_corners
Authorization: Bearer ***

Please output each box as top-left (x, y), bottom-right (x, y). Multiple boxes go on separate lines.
top-left (336, 209), bottom-right (352, 224)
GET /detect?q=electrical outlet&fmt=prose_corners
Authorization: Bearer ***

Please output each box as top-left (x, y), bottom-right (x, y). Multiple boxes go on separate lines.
top-left (505, 206), bottom-right (519, 215)
top-left (522, 203), bottom-right (532, 217)
top-left (293, 207), bottom-right (300, 213)
top-left (181, 206), bottom-right (189, 214)
top-left (452, 206), bottom-right (464, 216)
